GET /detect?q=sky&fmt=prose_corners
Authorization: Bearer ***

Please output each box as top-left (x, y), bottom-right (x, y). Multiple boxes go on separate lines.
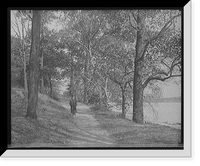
top-left (11, 10), bottom-right (62, 37)
top-left (46, 17), bottom-right (62, 32)
top-left (11, 11), bottom-right (23, 37)
top-left (159, 78), bottom-right (181, 98)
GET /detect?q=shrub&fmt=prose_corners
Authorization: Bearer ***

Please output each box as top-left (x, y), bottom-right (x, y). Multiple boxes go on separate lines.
top-left (63, 90), bottom-right (70, 98)
top-left (88, 93), bottom-right (100, 105)
top-left (11, 67), bottom-right (24, 88)
top-left (11, 88), bottom-right (26, 111)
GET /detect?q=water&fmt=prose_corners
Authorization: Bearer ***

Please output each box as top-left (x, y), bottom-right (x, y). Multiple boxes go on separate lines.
top-left (111, 101), bottom-right (181, 129)
top-left (143, 102), bottom-right (181, 124)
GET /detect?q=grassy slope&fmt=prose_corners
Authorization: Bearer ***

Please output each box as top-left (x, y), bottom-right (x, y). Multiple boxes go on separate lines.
top-left (11, 88), bottom-right (77, 147)
top-left (10, 87), bottom-right (182, 148)
top-left (11, 88), bottom-right (114, 148)
top-left (91, 105), bottom-right (182, 147)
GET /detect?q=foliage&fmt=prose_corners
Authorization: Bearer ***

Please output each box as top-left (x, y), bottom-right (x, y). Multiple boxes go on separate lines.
top-left (87, 93), bottom-right (100, 105)
top-left (11, 10), bottom-right (182, 122)
top-left (11, 36), bottom-right (24, 87)
top-left (144, 82), bottom-right (163, 101)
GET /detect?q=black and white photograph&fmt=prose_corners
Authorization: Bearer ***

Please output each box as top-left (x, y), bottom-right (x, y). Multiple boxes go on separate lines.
top-left (6, 5), bottom-right (192, 157)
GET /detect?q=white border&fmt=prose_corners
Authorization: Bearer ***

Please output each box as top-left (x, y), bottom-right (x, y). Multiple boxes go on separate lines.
top-left (0, 148), bottom-right (191, 157)
top-left (183, 0), bottom-right (192, 158)
top-left (3, 3), bottom-right (191, 157)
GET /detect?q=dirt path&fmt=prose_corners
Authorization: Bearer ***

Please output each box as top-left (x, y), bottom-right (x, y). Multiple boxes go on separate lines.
top-left (60, 100), bottom-right (115, 147)
top-left (11, 91), bottom-right (115, 148)
top-left (11, 90), bottom-right (182, 148)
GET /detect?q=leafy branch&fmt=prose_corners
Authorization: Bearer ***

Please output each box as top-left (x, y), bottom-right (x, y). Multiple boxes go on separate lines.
top-left (142, 56), bottom-right (181, 88)
top-left (149, 13), bottom-right (181, 43)
top-left (136, 12), bottom-right (181, 63)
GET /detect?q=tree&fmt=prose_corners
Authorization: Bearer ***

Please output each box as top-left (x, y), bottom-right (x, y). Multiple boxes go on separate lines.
top-left (39, 11), bottom-right (57, 93)
top-left (34, 20), bottom-right (69, 97)
top-left (89, 10), bottom-right (136, 111)
top-left (59, 10), bottom-right (106, 103)
top-left (105, 44), bottom-right (134, 117)
top-left (129, 10), bottom-right (181, 123)
top-left (11, 10), bottom-right (32, 99)
top-left (91, 33), bottom-right (134, 115)
top-left (26, 11), bottom-right (41, 119)
top-left (11, 36), bottom-right (24, 87)
top-left (54, 25), bottom-right (85, 100)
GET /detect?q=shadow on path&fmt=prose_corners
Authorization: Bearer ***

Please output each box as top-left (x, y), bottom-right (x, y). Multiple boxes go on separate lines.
top-left (60, 100), bottom-right (115, 147)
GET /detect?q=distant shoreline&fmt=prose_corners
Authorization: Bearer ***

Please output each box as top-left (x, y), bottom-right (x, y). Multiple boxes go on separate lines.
top-left (144, 97), bottom-right (181, 103)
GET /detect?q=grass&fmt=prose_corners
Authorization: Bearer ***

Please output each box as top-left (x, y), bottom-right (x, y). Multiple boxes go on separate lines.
top-left (10, 87), bottom-right (76, 147)
top-left (10, 88), bottom-right (182, 148)
top-left (91, 105), bottom-right (182, 147)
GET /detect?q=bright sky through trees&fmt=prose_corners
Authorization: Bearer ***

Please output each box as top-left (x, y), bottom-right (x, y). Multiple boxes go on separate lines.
top-left (11, 10), bottom-right (62, 37)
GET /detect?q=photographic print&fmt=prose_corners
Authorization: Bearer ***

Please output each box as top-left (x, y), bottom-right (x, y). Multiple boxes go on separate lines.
top-left (4, 4), bottom-right (191, 157)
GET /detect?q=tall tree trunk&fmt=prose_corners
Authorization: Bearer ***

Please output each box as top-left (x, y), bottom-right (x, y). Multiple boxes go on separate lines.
top-left (70, 61), bottom-right (74, 97)
top-left (40, 17), bottom-right (45, 94)
top-left (121, 87), bottom-right (126, 118)
top-left (104, 82), bottom-right (108, 107)
top-left (83, 54), bottom-right (89, 103)
top-left (99, 85), bottom-right (103, 106)
top-left (23, 50), bottom-right (28, 110)
top-left (103, 77), bottom-right (110, 107)
top-left (132, 10), bottom-right (147, 123)
top-left (83, 41), bottom-right (91, 104)
top-left (40, 54), bottom-right (45, 93)
top-left (132, 69), bottom-right (144, 123)
top-left (23, 53), bottom-right (28, 93)
top-left (83, 81), bottom-right (87, 103)
top-left (48, 74), bottom-right (52, 97)
top-left (21, 24), bottom-right (28, 108)
top-left (21, 17), bottom-right (28, 95)
top-left (26, 11), bottom-right (41, 119)
top-left (104, 78), bottom-right (108, 100)
top-left (23, 51), bottom-right (28, 111)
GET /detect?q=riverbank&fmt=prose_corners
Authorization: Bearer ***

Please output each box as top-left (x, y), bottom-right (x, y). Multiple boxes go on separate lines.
top-left (91, 105), bottom-right (182, 147)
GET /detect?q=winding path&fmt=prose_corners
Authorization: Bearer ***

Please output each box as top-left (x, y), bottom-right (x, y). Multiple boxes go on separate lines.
top-left (60, 100), bottom-right (115, 147)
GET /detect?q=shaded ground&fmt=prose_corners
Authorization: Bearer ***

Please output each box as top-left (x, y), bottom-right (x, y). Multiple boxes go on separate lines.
top-left (10, 88), bottom-right (182, 148)
top-left (60, 101), bottom-right (114, 147)
top-left (10, 88), bottom-right (115, 148)
top-left (91, 105), bottom-right (182, 147)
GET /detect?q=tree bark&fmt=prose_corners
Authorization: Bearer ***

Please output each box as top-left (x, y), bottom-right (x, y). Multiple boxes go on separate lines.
top-left (83, 41), bottom-right (92, 104)
top-left (21, 17), bottom-right (28, 95)
top-left (23, 49), bottom-right (28, 110)
top-left (99, 86), bottom-right (102, 106)
top-left (70, 60), bottom-right (74, 97)
top-left (48, 74), bottom-right (52, 97)
top-left (40, 54), bottom-right (45, 93)
top-left (132, 70), bottom-right (144, 123)
top-left (104, 78), bottom-right (109, 107)
top-left (132, 10), bottom-right (147, 123)
top-left (131, 11), bottom-right (181, 124)
top-left (26, 11), bottom-right (41, 119)
top-left (83, 53), bottom-right (89, 103)
top-left (40, 18), bottom-right (45, 94)
top-left (23, 52), bottom-right (28, 93)
top-left (121, 87), bottom-right (126, 118)
top-left (23, 51), bottom-right (28, 111)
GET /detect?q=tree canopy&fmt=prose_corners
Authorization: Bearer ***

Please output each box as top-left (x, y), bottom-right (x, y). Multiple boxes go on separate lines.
top-left (11, 9), bottom-right (182, 122)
